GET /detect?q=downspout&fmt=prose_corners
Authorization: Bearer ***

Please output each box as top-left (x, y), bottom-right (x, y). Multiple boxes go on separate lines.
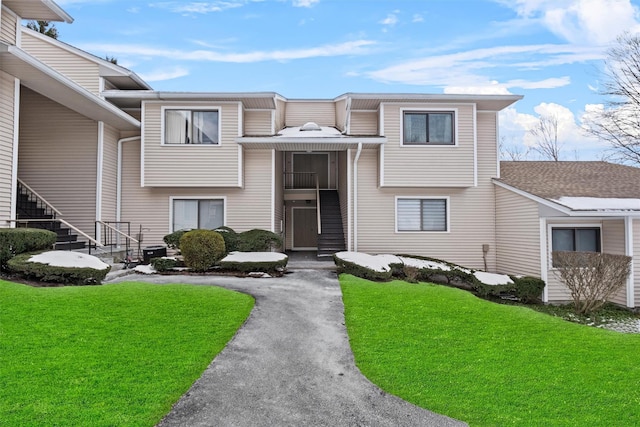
top-left (353, 142), bottom-right (363, 252)
top-left (116, 136), bottom-right (141, 222)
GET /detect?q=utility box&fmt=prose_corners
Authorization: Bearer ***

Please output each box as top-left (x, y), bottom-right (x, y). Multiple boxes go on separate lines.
top-left (143, 246), bottom-right (167, 264)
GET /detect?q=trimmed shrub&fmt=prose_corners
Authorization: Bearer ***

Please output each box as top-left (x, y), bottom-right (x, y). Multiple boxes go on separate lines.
top-left (163, 230), bottom-right (188, 250)
top-left (0, 228), bottom-right (57, 269)
top-left (7, 253), bottom-right (110, 285)
top-left (219, 256), bottom-right (288, 273)
top-left (333, 254), bottom-right (393, 281)
top-left (150, 257), bottom-right (179, 272)
top-left (179, 230), bottom-right (225, 272)
top-left (215, 226), bottom-right (240, 253)
top-left (513, 276), bottom-right (546, 303)
top-left (237, 229), bottom-right (282, 252)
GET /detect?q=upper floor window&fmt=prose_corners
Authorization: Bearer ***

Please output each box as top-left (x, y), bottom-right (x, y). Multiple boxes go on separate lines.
top-left (403, 111), bottom-right (454, 145)
top-left (164, 109), bottom-right (219, 145)
top-left (397, 197), bottom-right (448, 232)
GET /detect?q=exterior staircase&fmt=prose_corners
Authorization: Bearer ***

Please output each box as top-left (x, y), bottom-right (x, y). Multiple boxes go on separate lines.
top-left (16, 182), bottom-right (86, 250)
top-left (317, 190), bottom-right (346, 257)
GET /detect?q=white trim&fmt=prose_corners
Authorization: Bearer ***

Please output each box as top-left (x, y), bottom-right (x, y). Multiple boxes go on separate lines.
top-left (379, 144), bottom-right (385, 187)
top-left (160, 105), bottom-right (222, 146)
top-left (168, 196), bottom-right (227, 233)
top-left (99, 77), bottom-right (105, 97)
top-left (394, 196), bottom-right (451, 233)
top-left (9, 77), bottom-right (20, 225)
top-left (141, 101), bottom-right (146, 187)
top-left (238, 145), bottom-right (243, 187)
top-left (399, 107), bottom-right (459, 147)
top-left (14, 7), bottom-right (21, 46)
top-left (379, 103), bottom-right (385, 136)
top-left (473, 103), bottom-right (478, 187)
top-left (546, 222), bottom-right (603, 271)
top-left (540, 218), bottom-right (548, 302)
top-left (625, 216), bottom-right (635, 308)
top-left (493, 180), bottom-right (573, 215)
top-left (237, 102), bottom-right (243, 136)
top-left (353, 143), bottom-right (363, 251)
top-left (495, 112), bottom-right (501, 178)
top-left (96, 122), bottom-right (104, 231)
top-left (271, 149), bottom-right (275, 233)
top-left (347, 148), bottom-right (352, 251)
top-left (291, 206), bottom-right (318, 250)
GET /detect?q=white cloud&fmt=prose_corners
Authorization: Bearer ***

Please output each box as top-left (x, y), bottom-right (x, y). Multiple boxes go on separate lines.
top-left (138, 66), bottom-right (190, 82)
top-left (412, 14), bottom-right (424, 23)
top-left (499, 102), bottom-right (607, 160)
top-left (381, 13), bottom-right (399, 26)
top-left (293, 0), bottom-right (319, 6)
top-left (496, 0), bottom-right (640, 45)
top-left (78, 39), bottom-right (376, 63)
top-left (150, 1), bottom-right (245, 14)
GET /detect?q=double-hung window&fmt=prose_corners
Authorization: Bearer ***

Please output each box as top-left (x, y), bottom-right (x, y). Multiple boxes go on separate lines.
top-left (397, 198), bottom-right (448, 232)
top-left (403, 111), bottom-right (454, 145)
top-left (164, 109), bottom-right (219, 145)
top-left (172, 199), bottom-right (224, 231)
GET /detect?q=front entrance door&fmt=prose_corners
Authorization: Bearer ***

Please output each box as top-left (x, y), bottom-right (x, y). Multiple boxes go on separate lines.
top-left (292, 207), bottom-right (318, 249)
top-left (293, 153), bottom-right (329, 188)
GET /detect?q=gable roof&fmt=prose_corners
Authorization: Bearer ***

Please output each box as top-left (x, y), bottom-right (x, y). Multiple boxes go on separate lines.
top-left (3, 0), bottom-right (73, 23)
top-left (496, 161), bottom-right (640, 214)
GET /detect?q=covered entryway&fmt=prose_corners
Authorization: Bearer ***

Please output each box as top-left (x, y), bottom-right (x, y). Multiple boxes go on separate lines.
top-left (292, 153), bottom-right (329, 188)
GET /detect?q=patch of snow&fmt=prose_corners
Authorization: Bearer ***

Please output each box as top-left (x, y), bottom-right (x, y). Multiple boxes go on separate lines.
top-left (335, 252), bottom-right (400, 272)
top-left (554, 197), bottom-right (640, 212)
top-left (248, 272), bottom-right (272, 278)
top-left (29, 251), bottom-right (110, 270)
top-left (134, 264), bottom-right (156, 275)
top-left (277, 126), bottom-right (343, 138)
top-left (397, 256), bottom-right (451, 271)
top-left (474, 271), bottom-right (513, 286)
top-left (221, 251), bottom-right (288, 263)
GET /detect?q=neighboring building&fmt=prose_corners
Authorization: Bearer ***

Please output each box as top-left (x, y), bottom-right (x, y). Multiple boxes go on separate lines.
top-left (3, 1), bottom-right (639, 307)
top-left (495, 161), bottom-right (640, 308)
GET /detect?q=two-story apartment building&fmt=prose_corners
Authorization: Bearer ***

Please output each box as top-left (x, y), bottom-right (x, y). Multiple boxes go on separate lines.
top-left (5, 0), bottom-right (640, 309)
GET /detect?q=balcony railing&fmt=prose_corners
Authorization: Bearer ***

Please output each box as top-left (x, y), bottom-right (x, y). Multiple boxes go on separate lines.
top-left (284, 172), bottom-right (317, 190)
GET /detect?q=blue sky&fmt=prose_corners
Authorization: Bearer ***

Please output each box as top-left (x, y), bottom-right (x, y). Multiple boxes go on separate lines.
top-left (52, 0), bottom-right (640, 160)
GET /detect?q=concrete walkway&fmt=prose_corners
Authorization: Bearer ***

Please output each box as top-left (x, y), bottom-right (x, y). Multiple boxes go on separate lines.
top-left (108, 269), bottom-right (466, 426)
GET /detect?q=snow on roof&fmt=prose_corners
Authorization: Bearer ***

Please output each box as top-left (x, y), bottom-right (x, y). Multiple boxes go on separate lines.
top-left (277, 126), bottom-right (344, 138)
top-left (553, 197), bottom-right (640, 212)
top-left (29, 251), bottom-right (110, 270)
top-left (221, 251), bottom-right (288, 263)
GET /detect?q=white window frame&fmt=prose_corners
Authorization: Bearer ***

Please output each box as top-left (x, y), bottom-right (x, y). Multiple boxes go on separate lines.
top-left (161, 106), bottom-right (222, 146)
top-left (400, 108), bottom-right (458, 147)
top-left (395, 196), bottom-right (450, 233)
top-left (169, 196), bottom-right (227, 232)
top-left (547, 223), bottom-right (602, 269)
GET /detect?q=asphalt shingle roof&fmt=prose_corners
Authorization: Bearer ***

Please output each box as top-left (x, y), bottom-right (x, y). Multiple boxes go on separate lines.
top-left (497, 161), bottom-right (640, 200)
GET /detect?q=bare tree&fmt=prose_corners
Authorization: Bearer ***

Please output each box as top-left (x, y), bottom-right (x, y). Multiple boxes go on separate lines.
top-left (553, 251), bottom-right (631, 315)
top-left (499, 136), bottom-right (530, 161)
top-left (529, 114), bottom-right (562, 161)
top-left (585, 33), bottom-right (640, 165)
top-left (26, 21), bottom-right (58, 39)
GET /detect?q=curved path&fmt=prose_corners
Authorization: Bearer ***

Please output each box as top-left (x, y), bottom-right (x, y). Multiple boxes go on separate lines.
top-left (110, 269), bottom-right (466, 426)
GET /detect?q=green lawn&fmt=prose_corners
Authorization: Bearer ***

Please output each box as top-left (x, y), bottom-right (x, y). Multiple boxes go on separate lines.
top-left (340, 274), bottom-right (640, 426)
top-left (0, 280), bottom-right (254, 427)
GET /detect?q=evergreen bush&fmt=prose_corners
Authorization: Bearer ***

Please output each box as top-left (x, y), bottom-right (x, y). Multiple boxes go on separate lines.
top-left (7, 252), bottom-right (110, 285)
top-left (0, 228), bottom-right (57, 269)
top-left (237, 229), bottom-right (282, 252)
top-left (179, 230), bottom-right (225, 272)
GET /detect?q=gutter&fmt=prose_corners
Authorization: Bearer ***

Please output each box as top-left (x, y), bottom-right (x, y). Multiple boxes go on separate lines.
top-left (116, 136), bottom-right (141, 222)
top-left (353, 142), bottom-right (363, 252)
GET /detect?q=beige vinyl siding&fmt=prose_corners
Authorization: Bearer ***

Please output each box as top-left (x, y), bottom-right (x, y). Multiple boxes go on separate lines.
top-left (244, 110), bottom-right (272, 136)
top-left (143, 102), bottom-right (240, 187)
top-left (602, 219), bottom-right (627, 305)
top-left (495, 186), bottom-right (541, 277)
top-left (100, 124), bottom-right (121, 221)
top-left (1, 6), bottom-right (17, 44)
top-left (335, 98), bottom-right (347, 132)
top-left (350, 111), bottom-right (378, 135)
top-left (0, 71), bottom-right (16, 223)
top-left (20, 30), bottom-right (100, 94)
top-left (285, 101), bottom-right (335, 127)
top-left (356, 150), bottom-right (496, 270)
top-left (122, 141), bottom-right (271, 246)
top-left (382, 103), bottom-right (475, 187)
top-left (18, 88), bottom-right (98, 237)
top-left (275, 98), bottom-right (286, 132)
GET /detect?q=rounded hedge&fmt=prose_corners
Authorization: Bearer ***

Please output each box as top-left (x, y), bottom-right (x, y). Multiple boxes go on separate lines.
top-left (7, 252), bottom-right (110, 285)
top-left (0, 228), bottom-right (57, 268)
top-left (179, 230), bottom-right (225, 272)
